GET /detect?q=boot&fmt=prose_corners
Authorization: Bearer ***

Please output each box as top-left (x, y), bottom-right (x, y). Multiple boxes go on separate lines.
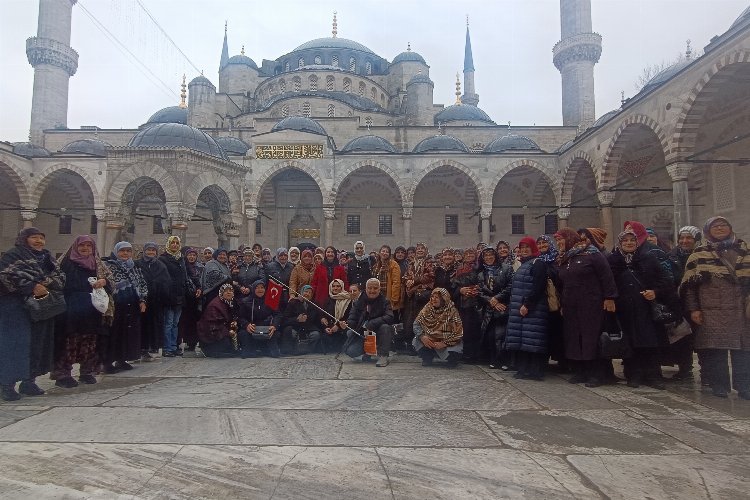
top-left (1, 384), bottom-right (21, 402)
top-left (55, 377), bottom-right (79, 389)
top-left (445, 352), bottom-right (460, 368)
top-left (18, 379), bottom-right (45, 396)
top-left (420, 351), bottom-right (434, 367)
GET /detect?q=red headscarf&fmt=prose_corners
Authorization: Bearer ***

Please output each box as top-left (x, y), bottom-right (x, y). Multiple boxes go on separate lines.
top-left (518, 237), bottom-right (540, 258)
top-left (623, 221), bottom-right (649, 246)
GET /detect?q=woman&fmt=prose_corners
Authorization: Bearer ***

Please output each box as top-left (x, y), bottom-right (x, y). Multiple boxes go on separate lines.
top-left (53, 235), bottom-right (111, 388)
top-left (236, 248), bottom-right (267, 304)
top-left (136, 242), bottom-right (170, 358)
top-left (179, 247), bottom-right (203, 353)
top-left (251, 243), bottom-right (263, 262)
top-left (288, 246), bottom-right (301, 266)
top-left (609, 229), bottom-right (675, 390)
top-left (311, 246), bottom-right (348, 307)
top-left (505, 238), bottom-right (549, 380)
top-left (403, 243), bottom-right (434, 347)
top-left (680, 217), bottom-right (750, 399)
top-left (321, 278), bottom-right (352, 353)
top-left (538, 235), bottom-right (565, 370)
top-left (394, 246), bottom-right (408, 278)
top-left (289, 249), bottom-right (315, 297)
top-left (159, 236), bottom-right (193, 357)
top-left (202, 247), bottom-right (214, 264)
top-left (238, 280), bottom-right (280, 358)
top-left (201, 248), bottom-right (231, 309)
top-left (103, 241), bottom-right (148, 373)
top-left (280, 285), bottom-right (321, 355)
top-left (496, 240), bottom-right (515, 267)
top-left (371, 245), bottom-right (402, 318)
top-left (0, 228), bottom-right (66, 401)
top-left (434, 247), bottom-right (458, 292)
top-left (476, 247), bottom-right (514, 367)
top-left (555, 228), bottom-right (618, 387)
top-left (451, 247), bottom-right (482, 363)
top-left (347, 241), bottom-right (373, 289)
top-left (413, 288), bottom-right (463, 368)
top-left (578, 228), bottom-right (609, 256)
top-left (197, 283), bottom-right (247, 358)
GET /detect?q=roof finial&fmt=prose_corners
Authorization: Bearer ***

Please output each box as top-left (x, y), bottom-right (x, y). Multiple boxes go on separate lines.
top-left (507, 121), bottom-right (511, 130)
top-left (179, 74), bottom-right (187, 108)
top-left (466, 14), bottom-right (469, 28)
top-left (685, 39), bottom-right (692, 59)
top-left (224, 20), bottom-right (227, 34)
top-left (455, 72), bottom-right (462, 104)
top-left (620, 90), bottom-right (625, 106)
top-left (407, 42), bottom-right (411, 52)
top-left (332, 11), bottom-right (338, 38)
top-left (241, 45), bottom-right (245, 55)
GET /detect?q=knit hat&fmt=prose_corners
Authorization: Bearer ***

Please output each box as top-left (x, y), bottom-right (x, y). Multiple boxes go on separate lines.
top-left (578, 227), bottom-right (607, 250)
top-left (299, 284), bottom-right (313, 294)
top-left (15, 227), bottom-right (45, 247)
top-left (517, 236), bottom-right (540, 257)
top-left (646, 227), bottom-right (657, 237)
top-left (678, 226), bottom-right (702, 241)
top-left (114, 241), bottom-right (132, 254)
top-left (623, 221), bottom-right (649, 246)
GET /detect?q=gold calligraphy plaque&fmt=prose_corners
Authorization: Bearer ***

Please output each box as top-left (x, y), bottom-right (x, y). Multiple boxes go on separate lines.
top-left (255, 144), bottom-right (324, 159)
top-left (290, 228), bottom-right (321, 238)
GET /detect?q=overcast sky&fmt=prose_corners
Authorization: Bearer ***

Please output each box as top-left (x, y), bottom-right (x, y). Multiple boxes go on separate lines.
top-left (1, 0), bottom-right (747, 142)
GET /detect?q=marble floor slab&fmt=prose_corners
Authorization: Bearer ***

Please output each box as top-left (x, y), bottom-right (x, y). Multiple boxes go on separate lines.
top-left (502, 375), bottom-right (624, 410)
top-left (588, 385), bottom-right (735, 420)
top-left (0, 407), bottom-right (43, 429)
top-left (337, 356), bottom-right (490, 379)
top-left (643, 418), bottom-right (750, 454)
top-left (479, 409), bottom-right (699, 455)
top-left (6, 377), bottom-right (157, 408)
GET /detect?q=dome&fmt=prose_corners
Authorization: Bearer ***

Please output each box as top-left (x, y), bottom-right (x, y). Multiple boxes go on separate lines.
top-left (592, 109), bottom-right (619, 128)
top-left (412, 135), bottom-right (469, 154)
top-left (271, 116), bottom-right (327, 136)
top-left (393, 51), bottom-right (426, 64)
top-left (226, 54), bottom-right (258, 69)
top-left (484, 134), bottom-right (541, 153)
top-left (146, 106), bottom-right (188, 125)
top-left (340, 135), bottom-right (396, 154)
top-left (294, 37), bottom-right (375, 55)
top-left (731, 6), bottom-right (750, 28)
top-left (640, 59), bottom-right (691, 94)
top-left (128, 123), bottom-right (228, 160)
top-left (189, 75), bottom-right (214, 87)
top-left (215, 136), bottom-right (250, 155)
top-left (60, 138), bottom-right (112, 156)
top-left (407, 73), bottom-right (433, 86)
top-left (12, 142), bottom-right (50, 158)
top-left (434, 104), bottom-right (494, 125)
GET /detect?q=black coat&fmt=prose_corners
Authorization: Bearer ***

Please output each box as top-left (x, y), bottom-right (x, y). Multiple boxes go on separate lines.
top-left (281, 298), bottom-right (321, 334)
top-left (347, 256), bottom-right (373, 289)
top-left (159, 254), bottom-right (190, 306)
top-left (58, 258), bottom-right (108, 336)
top-left (136, 258), bottom-right (170, 305)
top-left (346, 293), bottom-right (394, 332)
top-left (238, 295), bottom-right (280, 331)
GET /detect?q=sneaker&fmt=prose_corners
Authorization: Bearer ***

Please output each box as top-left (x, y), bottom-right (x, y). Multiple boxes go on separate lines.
top-left (711, 387), bottom-right (729, 398)
top-left (103, 364), bottom-right (120, 374)
top-left (78, 374), bottom-right (97, 385)
top-left (174, 350), bottom-right (183, 357)
top-left (162, 351), bottom-right (176, 358)
top-left (55, 377), bottom-right (79, 389)
top-left (141, 351), bottom-right (154, 362)
top-left (375, 356), bottom-right (390, 367)
top-left (1, 386), bottom-right (21, 402)
top-left (421, 358), bottom-right (433, 367)
top-left (361, 354), bottom-right (372, 362)
top-left (18, 381), bottom-right (45, 396)
top-left (116, 361), bottom-right (134, 371)
top-left (585, 378), bottom-right (602, 388)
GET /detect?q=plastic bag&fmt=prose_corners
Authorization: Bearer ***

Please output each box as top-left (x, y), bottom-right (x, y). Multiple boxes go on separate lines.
top-left (88, 277), bottom-right (109, 314)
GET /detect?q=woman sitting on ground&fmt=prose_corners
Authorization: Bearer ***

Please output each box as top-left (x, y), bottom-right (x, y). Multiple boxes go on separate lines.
top-left (237, 280), bottom-right (281, 358)
top-left (321, 279), bottom-right (353, 353)
top-left (280, 285), bottom-right (321, 355)
top-left (413, 288), bottom-right (463, 368)
top-left (197, 284), bottom-right (248, 358)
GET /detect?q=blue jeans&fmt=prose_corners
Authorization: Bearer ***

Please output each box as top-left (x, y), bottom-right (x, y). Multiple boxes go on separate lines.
top-left (163, 306), bottom-right (182, 353)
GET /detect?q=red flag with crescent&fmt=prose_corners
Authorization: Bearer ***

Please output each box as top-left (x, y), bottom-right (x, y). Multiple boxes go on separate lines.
top-left (265, 279), bottom-right (283, 311)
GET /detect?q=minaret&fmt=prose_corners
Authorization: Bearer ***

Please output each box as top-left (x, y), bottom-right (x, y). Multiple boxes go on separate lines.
top-left (553, 0), bottom-right (602, 129)
top-left (26, 0), bottom-right (79, 145)
top-left (462, 16), bottom-right (479, 107)
top-left (219, 21), bottom-right (229, 71)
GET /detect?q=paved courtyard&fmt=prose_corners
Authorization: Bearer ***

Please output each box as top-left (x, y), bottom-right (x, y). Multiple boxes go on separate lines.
top-left (0, 353), bottom-right (749, 499)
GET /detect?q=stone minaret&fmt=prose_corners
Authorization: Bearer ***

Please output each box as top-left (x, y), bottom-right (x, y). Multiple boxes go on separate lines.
top-left (462, 17), bottom-right (479, 107)
top-left (553, 0), bottom-right (601, 129)
top-left (27, 0), bottom-right (79, 145)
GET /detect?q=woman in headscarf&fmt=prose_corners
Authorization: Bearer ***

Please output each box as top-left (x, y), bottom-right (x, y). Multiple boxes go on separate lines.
top-left (197, 283), bottom-right (246, 358)
top-left (402, 242), bottom-right (434, 348)
top-left (52, 235), bottom-right (111, 388)
top-left (554, 228), bottom-right (617, 387)
top-left (609, 228), bottom-right (676, 390)
top-left (200, 248), bottom-right (231, 310)
top-left (0, 228), bottom-right (66, 401)
top-left (538, 235), bottom-right (565, 371)
top-left (238, 280), bottom-right (281, 358)
top-left (371, 245), bottom-right (402, 323)
top-left (202, 247), bottom-right (214, 264)
top-left (495, 240), bottom-right (515, 267)
top-left (179, 247), bottom-right (203, 353)
top-left (680, 217), bottom-right (750, 399)
top-left (288, 246), bottom-right (301, 266)
top-left (476, 247), bottom-right (514, 368)
top-left (451, 247), bottom-right (482, 363)
top-left (311, 246), bottom-right (348, 307)
top-left (321, 278), bottom-right (352, 353)
top-left (280, 284), bottom-right (322, 355)
top-left (236, 248), bottom-right (267, 305)
top-left (413, 288), bottom-right (463, 368)
top-left (103, 241), bottom-right (148, 373)
top-left (434, 247), bottom-right (458, 292)
top-left (289, 249), bottom-right (315, 298)
top-left (578, 228), bottom-right (609, 257)
top-left (158, 236), bottom-right (194, 357)
top-left (136, 242), bottom-right (170, 358)
top-left (347, 240), bottom-right (373, 289)
top-left (505, 238), bottom-right (550, 381)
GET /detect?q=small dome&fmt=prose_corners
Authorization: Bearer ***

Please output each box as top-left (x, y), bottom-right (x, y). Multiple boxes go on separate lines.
top-left (215, 136), bottom-right (250, 155)
top-left (640, 60), bottom-right (691, 94)
top-left (188, 75), bottom-right (215, 87)
top-left (592, 109), bottom-right (619, 128)
top-left (226, 54), bottom-right (258, 69)
top-left (128, 123), bottom-right (228, 160)
top-left (340, 135), bottom-right (397, 154)
top-left (484, 134), bottom-right (541, 153)
top-left (271, 116), bottom-right (327, 136)
top-left (60, 138), bottom-right (112, 156)
top-left (412, 135), bottom-right (469, 154)
top-left (12, 142), bottom-right (51, 158)
top-left (146, 106), bottom-right (188, 125)
top-left (407, 73), bottom-right (433, 86)
top-left (731, 6), bottom-right (750, 28)
top-left (393, 51), bottom-right (426, 64)
top-left (434, 104), bottom-right (494, 125)
top-left (294, 37), bottom-right (375, 55)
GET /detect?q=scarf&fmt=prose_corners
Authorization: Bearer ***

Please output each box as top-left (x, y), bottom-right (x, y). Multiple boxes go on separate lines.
top-left (536, 235), bottom-right (559, 263)
top-left (113, 241), bottom-right (134, 269)
top-left (219, 283), bottom-right (234, 307)
top-left (354, 241), bottom-right (368, 261)
top-left (289, 247), bottom-right (301, 265)
top-left (328, 278), bottom-right (351, 320)
top-left (300, 250), bottom-right (314, 272)
top-left (165, 236), bottom-right (182, 259)
top-left (185, 248), bottom-right (200, 277)
top-left (415, 288), bottom-right (463, 346)
top-left (142, 242), bottom-right (158, 262)
top-left (455, 247), bottom-right (477, 278)
top-left (679, 238), bottom-right (750, 295)
top-left (66, 235), bottom-right (97, 271)
top-left (703, 216), bottom-right (736, 250)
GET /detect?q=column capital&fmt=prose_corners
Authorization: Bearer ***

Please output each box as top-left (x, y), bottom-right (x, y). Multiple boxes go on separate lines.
top-left (20, 209), bottom-right (37, 222)
top-left (596, 190), bottom-right (615, 206)
top-left (323, 207), bottom-right (336, 220)
top-left (245, 207), bottom-right (259, 220)
top-left (666, 162), bottom-right (692, 182)
top-left (480, 208), bottom-right (493, 219)
top-left (401, 203), bottom-right (413, 220)
top-left (557, 207), bottom-right (571, 220)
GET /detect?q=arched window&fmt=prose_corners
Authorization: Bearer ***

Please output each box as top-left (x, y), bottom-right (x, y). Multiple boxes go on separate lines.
top-left (309, 75), bottom-right (318, 91)
top-left (282, 104), bottom-right (289, 117)
top-left (302, 102), bottom-right (311, 117)
top-left (326, 75), bottom-right (335, 91)
top-left (343, 78), bottom-right (351, 93)
top-left (332, 55), bottom-right (339, 67)
top-left (285, 61), bottom-right (290, 72)
top-left (293, 77), bottom-right (301, 92)
top-left (314, 55), bottom-right (322, 65)
top-left (328, 104), bottom-right (335, 117)
top-left (349, 57), bottom-right (356, 72)
top-left (365, 61), bottom-right (372, 75)
top-left (279, 79), bottom-right (286, 92)
top-left (365, 116), bottom-right (373, 127)
top-left (298, 57), bottom-right (304, 68)
top-left (359, 82), bottom-right (366, 96)
top-left (371, 87), bottom-right (377, 101)
top-left (269, 83), bottom-right (277, 96)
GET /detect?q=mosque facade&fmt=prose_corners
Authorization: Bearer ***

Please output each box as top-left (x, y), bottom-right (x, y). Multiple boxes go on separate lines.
top-left (2, 0), bottom-right (750, 256)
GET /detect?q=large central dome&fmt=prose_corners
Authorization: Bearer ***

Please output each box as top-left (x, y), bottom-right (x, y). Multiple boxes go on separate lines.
top-left (293, 37), bottom-right (375, 55)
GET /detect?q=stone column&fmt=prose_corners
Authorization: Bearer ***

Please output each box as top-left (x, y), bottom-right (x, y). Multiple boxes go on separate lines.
top-left (402, 204), bottom-right (413, 247)
top-left (667, 162), bottom-right (692, 242)
top-left (480, 208), bottom-right (492, 244)
top-left (104, 211), bottom-right (126, 251)
top-left (95, 213), bottom-right (107, 253)
top-left (245, 207), bottom-right (258, 245)
top-left (223, 213), bottom-right (244, 250)
top-left (557, 207), bottom-right (571, 229)
top-left (323, 207), bottom-right (336, 247)
top-left (597, 191), bottom-right (615, 250)
top-left (20, 209), bottom-right (37, 229)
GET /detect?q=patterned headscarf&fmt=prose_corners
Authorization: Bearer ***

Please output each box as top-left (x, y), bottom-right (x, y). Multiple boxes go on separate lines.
top-left (165, 235), bottom-right (181, 259)
top-left (142, 242), bottom-right (158, 262)
top-left (15, 227), bottom-right (45, 248)
top-left (536, 235), bottom-right (558, 263)
top-left (113, 241), bottom-right (134, 269)
top-left (415, 288), bottom-right (463, 346)
top-left (219, 283), bottom-right (234, 307)
top-left (703, 216), bottom-right (735, 249)
top-left (623, 221), bottom-right (649, 246)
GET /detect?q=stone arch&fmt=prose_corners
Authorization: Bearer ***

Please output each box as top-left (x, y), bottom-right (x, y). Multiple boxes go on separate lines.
top-left (184, 171), bottom-right (241, 215)
top-left (601, 114), bottom-right (669, 189)
top-left (670, 49), bottom-right (750, 160)
top-left (30, 163), bottom-right (102, 208)
top-left (107, 162), bottom-right (180, 203)
top-left (249, 160), bottom-right (327, 206)
top-left (560, 151), bottom-right (595, 208)
top-left (330, 159), bottom-right (406, 205)
top-left (408, 159), bottom-right (485, 205)
top-left (490, 159), bottom-right (561, 206)
top-left (0, 159), bottom-right (31, 207)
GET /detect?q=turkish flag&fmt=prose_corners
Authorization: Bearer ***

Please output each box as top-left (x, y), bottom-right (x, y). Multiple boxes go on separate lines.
top-left (265, 279), bottom-right (283, 311)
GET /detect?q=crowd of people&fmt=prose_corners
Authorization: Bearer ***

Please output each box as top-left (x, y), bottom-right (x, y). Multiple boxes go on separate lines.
top-left (0, 216), bottom-right (748, 402)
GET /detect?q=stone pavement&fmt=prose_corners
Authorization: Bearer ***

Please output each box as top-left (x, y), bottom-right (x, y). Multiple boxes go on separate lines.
top-left (0, 354), bottom-right (749, 499)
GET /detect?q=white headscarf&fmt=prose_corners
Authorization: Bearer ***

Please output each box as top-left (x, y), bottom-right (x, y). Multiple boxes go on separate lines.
top-left (354, 240), bottom-right (368, 261)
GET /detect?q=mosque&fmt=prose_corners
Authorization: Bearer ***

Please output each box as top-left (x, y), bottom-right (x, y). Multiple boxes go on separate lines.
top-left (2, 0), bottom-right (750, 256)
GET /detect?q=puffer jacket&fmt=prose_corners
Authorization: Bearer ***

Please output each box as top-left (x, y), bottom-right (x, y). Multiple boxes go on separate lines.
top-left (505, 258), bottom-right (548, 353)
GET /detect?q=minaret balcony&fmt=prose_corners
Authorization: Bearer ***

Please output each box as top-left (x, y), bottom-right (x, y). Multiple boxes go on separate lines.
top-left (26, 36), bottom-right (79, 76)
top-left (552, 32), bottom-right (602, 70)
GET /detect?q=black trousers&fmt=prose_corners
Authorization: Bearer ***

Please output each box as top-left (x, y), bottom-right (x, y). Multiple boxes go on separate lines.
top-left (623, 347), bottom-right (661, 383)
top-left (515, 351), bottom-right (546, 378)
top-left (699, 349), bottom-right (750, 393)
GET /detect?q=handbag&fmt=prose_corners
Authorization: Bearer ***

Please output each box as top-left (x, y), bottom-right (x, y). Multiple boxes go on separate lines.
top-left (598, 313), bottom-right (632, 359)
top-left (666, 320), bottom-right (692, 345)
top-left (414, 287), bottom-right (431, 302)
top-left (251, 325), bottom-right (272, 340)
top-left (627, 269), bottom-right (676, 324)
top-left (24, 290), bottom-right (67, 322)
top-left (546, 278), bottom-right (560, 312)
